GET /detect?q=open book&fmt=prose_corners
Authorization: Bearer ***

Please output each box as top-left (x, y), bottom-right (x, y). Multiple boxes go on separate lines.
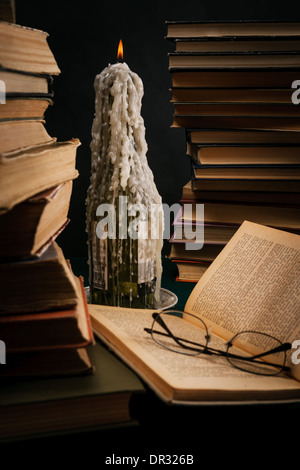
top-left (88, 221), bottom-right (300, 404)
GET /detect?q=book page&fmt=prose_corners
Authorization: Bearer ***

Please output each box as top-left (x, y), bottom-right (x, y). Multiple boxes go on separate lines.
top-left (88, 304), bottom-right (300, 404)
top-left (184, 221), bottom-right (300, 374)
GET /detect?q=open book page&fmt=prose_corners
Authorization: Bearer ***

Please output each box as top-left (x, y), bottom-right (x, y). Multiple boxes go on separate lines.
top-left (184, 221), bottom-right (300, 378)
top-left (88, 304), bottom-right (300, 404)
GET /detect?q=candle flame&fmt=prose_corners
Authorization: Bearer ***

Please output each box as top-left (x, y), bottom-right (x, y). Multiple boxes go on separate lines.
top-left (117, 39), bottom-right (123, 61)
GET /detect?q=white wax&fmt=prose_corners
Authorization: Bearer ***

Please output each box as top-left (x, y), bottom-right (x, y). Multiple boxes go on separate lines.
top-left (86, 62), bottom-right (164, 301)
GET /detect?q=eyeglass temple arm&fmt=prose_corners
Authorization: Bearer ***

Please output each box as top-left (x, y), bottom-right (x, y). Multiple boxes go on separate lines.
top-left (226, 341), bottom-right (291, 371)
top-left (151, 313), bottom-right (194, 350)
top-left (228, 341), bottom-right (292, 360)
top-left (144, 326), bottom-right (212, 351)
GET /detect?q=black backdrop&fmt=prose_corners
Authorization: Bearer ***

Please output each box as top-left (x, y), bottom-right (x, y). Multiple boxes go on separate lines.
top-left (3, 1), bottom-right (300, 460)
top-left (14, 0), bottom-right (300, 259)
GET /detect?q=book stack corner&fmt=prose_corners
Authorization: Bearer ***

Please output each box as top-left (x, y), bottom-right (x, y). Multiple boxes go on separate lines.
top-left (166, 19), bottom-right (300, 283)
top-left (0, 14), bottom-right (94, 380)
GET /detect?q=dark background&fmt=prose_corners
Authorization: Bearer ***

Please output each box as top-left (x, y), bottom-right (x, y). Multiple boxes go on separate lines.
top-left (3, 2), bottom-right (300, 460)
top-left (14, 0), bottom-right (300, 261)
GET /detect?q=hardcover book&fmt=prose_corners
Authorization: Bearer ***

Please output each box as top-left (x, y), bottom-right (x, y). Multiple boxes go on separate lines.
top-left (89, 221), bottom-right (300, 404)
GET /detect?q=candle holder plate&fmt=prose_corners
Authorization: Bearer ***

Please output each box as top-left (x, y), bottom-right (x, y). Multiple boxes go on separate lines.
top-left (84, 286), bottom-right (178, 310)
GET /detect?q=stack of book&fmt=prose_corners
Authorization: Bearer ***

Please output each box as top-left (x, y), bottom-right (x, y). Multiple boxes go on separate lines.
top-left (0, 18), bottom-right (94, 377)
top-left (166, 20), bottom-right (300, 282)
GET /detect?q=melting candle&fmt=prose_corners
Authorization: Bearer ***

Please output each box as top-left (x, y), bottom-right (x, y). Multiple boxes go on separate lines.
top-left (86, 54), bottom-right (164, 304)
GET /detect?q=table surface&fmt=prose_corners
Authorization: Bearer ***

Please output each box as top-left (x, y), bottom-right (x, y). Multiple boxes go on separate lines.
top-left (1, 256), bottom-right (300, 459)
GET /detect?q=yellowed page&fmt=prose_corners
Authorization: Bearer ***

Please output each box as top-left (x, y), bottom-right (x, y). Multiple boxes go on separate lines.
top-left (185, 221), bottom-right (300, 376)
top-left (88, 304), bottom-right (300, 404)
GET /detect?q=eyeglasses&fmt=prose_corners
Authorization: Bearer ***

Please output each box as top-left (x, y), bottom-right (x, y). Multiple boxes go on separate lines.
top-left (144, 310), bottom-right (292, 377)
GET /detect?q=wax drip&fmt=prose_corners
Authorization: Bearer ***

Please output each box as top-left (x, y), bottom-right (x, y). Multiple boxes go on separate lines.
top-left (86, 62), bottom-right (163, 301)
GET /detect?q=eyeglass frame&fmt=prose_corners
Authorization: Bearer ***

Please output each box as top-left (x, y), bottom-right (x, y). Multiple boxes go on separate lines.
top-left (144, 310), bottom-right (292, 377)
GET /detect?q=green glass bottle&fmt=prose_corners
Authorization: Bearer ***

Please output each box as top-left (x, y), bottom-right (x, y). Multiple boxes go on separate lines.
top-left (86, 61), bottom-right (163, 308)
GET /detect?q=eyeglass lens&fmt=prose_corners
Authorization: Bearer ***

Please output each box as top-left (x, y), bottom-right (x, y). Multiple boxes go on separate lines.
top-left (226, 331), bottom-right (286, 376)
top-left (151, 311), bottom-right (209, 356)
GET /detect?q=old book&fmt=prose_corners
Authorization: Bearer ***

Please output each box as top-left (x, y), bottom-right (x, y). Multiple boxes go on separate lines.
top-left (186, 142), bottom-right (300, 165)
top-left (173, 206), bottom-right (239, 244)
top-left (170, 87), bottom-right (293, 104)
top-left (175, 202), bottom-right (300, 245)
top-left (0, 119), bottom-right (55, 154)
top-left (2, 347), bottom-right (94, 378)
top-left (174, 102), bottom-right (300, 117)
top-left (170, 69), bottom-right (299, 88)
top-left (192, 163), bottom-right (300, 180)
top-left (89, 221), bottom-right (300, 404)
top-left (181, 179), bottom-right (300, 205)
top-left (182, 200), bottom-right (300, 230)
top-left (0, 68), bottom-right (51, 94)
top-left (0, 138), bottom-right (80, 213)
top-left (174, 38), bottom-right (300, 53)
top-left (0, 96), bottom-right (53, 119)
top-left (0, 20), bottom-right (60, 75)
top-left (169, 238), bottom-right (224, 262)
top-left (188, 128), bottom-right (300, 144)
top-left (169, 51), bottom-right (300, 68)
top-left (0, 341), bottom-right (144, 441)
top-left (191, 175), bottom-right (300, 192)
top-left (166, 20), bottom-right (300, 39)
top-left (0, 181), bottom-right (73, 259)
top-left (172, 259), bottom-right (210, 282)
top-left (0, 0), bottom-right (15, 22)
top-left (0, 241), bottom-right (80, 314)
top-left (172, 114), bottom-right (300, 131)
top-left (0, 274), bottom-right (94, 352)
